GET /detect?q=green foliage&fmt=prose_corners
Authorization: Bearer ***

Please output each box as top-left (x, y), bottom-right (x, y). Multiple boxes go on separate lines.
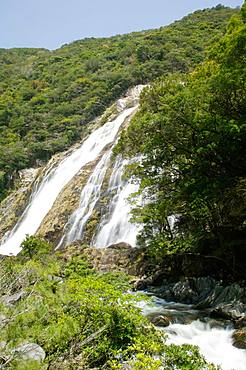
top-left (115, 5), bottom-right (246, 269)
top-left (0, 6), bottom-right (238, 199)
top-left (0, 239), bottom-right (212, 369)
top-left (20, 235), bottom-right (53, 258)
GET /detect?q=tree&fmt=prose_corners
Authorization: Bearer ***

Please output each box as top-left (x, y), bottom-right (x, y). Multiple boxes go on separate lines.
top-left (116, 5), bottom-right (246, 269)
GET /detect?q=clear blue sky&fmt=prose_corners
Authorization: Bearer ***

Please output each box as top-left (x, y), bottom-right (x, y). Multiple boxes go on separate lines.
top-left (1, 0), bottom-right (243, 50)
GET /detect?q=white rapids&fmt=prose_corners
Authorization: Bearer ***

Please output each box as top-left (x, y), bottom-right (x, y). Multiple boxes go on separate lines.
top-left (0, 86), bottom-right (144, 256)
top-left (138, 295), bottom-right (246, 370)
top-left (166, 320), bottom-right (246, 370)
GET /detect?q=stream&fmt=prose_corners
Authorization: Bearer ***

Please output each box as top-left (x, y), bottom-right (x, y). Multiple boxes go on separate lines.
top-left (138, 294), bottom-right (246, 370)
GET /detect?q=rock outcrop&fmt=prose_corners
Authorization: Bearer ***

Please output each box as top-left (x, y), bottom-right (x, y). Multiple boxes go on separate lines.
top-left (60, 242), bottom-right (148, 277)
top-left (232, 327), bottom-right (246, 349)
top-left (0, 168), bottom-right (40, 240)
top-left (37, 157), bottom-right (101, 246)
top-left (1, 291), bottom-right (25, 306)
top-left (13, 343), bottom-right (46, 362)
top-left (83, 242), bottom-right (144, 275)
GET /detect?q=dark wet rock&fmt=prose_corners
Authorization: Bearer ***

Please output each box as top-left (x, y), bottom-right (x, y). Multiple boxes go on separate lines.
top-left (211, 302), bottom-right (246, 322)
top-left (232, 327), bottom-right (246, 349)
top-left (144, 277), bottom-right (246, 325)
top-left (148, 277), bottom-right (218, 305)
top-left (235, 317), bottom-right (246, 329)
top-left (201, 317), bottom-right (231, 329)
top-left (132, 278), bottom-right (150, 291)
top-left (13, 343), bottom-right (46, 362)
top-left (196, 283), bottom-right (246, 309)
top-left (149, 314), bottom-right (171, 327)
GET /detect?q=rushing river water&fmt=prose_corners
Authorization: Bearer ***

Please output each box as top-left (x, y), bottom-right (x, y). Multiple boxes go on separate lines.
top-left (138, 294), bottom-right (246, 370)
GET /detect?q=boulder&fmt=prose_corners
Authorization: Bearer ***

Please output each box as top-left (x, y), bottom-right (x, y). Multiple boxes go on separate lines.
top-left (232, 327), bottom-right (246, 349)
top-left (148, 277), bottom-right (218, 305)
top-left (47, 274), bottom-right (63, 283)
top-left (1, 291), bottom-right (25, 306)
top-left (149, 315), bottom-right (171, 327)
top-left (132, 278), bottom-right (150, 291)
top-left (211, 302), bottom-right (246, 322)
top-left (13, 343), bottom-right (46, 362)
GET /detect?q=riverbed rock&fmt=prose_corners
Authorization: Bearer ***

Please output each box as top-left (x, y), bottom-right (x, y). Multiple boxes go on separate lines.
top-left (145, 277), bottom-right (246, 325)
top-left (13, 343), bottom-right (46, 362)
top-left (148, 277), bottom-right (218, 304)
top-left (232, 327), bottom-right (246, 349)
top-left (149, 315), bottom-right (171, 327)
top-left (211, 302), bottom-right (246, 322)
top-left (197, 283), bottom-right (246, 309)
top-left (133, 278), bottom-right (151, 291)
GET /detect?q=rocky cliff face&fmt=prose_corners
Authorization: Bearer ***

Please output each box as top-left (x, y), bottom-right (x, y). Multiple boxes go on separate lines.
top-left (37, 148), bottom-right (112, 246)
top-left (0, 87), bottom-right (142, 252)
top-left (0, 168), bottom-right (40, 240)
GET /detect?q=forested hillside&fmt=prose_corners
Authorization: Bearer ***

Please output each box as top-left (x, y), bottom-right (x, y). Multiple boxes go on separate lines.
top-left (116, 4), bottom-right (246, 273)
top-left (0, 5), bottom-right (237, 199)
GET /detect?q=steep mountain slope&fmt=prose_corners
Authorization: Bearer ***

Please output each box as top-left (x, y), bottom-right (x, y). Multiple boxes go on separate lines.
top-left (115, 4), bottom-right (246, 274)
top-left (0, 5), bottom-right (238, 199)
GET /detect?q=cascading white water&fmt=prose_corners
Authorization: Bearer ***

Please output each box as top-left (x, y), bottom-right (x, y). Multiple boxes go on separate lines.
top-left (57, 150), bottom-right (112, 248)
top-left (0, 86), bottom-right (144, 256)
top-left (92, 157), bottom-right (140, 248)
top-left (137, 295), bottom-right (246, 370)
top-left (165, 320), bottom-right (246, 370)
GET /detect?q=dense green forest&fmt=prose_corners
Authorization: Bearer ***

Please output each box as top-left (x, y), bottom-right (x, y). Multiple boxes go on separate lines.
top-left (0, 5), bottom-right (238, 199)
top-left (116, 4), bottom-right (246, 272)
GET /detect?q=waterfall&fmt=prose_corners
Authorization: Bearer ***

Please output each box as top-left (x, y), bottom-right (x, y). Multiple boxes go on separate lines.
top-left (0, 86), bottom-right (144, 256)
top-left (57, 156), bottom-right (141, 249)
top-left (57, 150), bottom-right (112, 248)
top-left (92, 157), bottom-right (140, 248)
